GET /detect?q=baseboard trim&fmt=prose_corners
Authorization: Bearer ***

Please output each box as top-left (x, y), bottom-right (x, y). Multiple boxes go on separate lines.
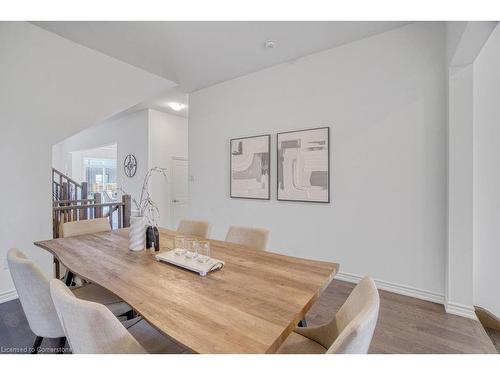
top-left (335, 271), bottom-right (445, 304)
top-left (336, 272), bottom-right (477, 320)
top-left (445, 302), bottom-right (478, 320)
top-left (0, 289), bottom-right (18, 304)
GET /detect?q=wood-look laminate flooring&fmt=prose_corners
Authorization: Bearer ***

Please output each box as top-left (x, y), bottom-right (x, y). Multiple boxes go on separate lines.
top-left (1, 279), bottom-right (497, 354)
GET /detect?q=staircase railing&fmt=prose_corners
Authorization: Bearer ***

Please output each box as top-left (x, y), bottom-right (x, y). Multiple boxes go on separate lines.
top-left (51, 168), bottom-right (131, 238)
top-left (52, 193), bottom-right (131, 238)
top-left (51, 169), bottom-right (132, 279)
top-left (52, 168), bottom-right (88, 203)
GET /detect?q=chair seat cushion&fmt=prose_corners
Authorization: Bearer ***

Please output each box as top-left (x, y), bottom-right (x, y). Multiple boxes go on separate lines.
top-left (124, 317), bottom-right (187, 354)
top-left (72, 284), bottom-right (132, 316)
top-left (277, 331), bottom-right (327, 354)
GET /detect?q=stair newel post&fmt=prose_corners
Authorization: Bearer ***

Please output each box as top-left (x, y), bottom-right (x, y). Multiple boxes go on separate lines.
top-left (118, 204), bottom-right (123, 229)
top-left (52, 200), bottom-right (58, 239)
top-left (61, 181), bottom-right (69, 223)
top-left (59, 171), bottom-right (63, 200)
top-left (61, 181), bottom-right (68, 200)
top-left (72, 184), bottom-right (77, 221)
top-left (81, 182), bottom-right (88, 220)
top-left (122, 194), bottom-right (131, 228)
top-left (94, 192), bottom-right (103, 218)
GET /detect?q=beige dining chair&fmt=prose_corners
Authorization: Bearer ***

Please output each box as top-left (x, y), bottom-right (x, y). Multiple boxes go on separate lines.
top-left (7, 248), bottom-right (131, 353)
top-left (58, 218), bottom-right (112, 284)
top-left (225, 225), bottom-right (269, 251)
top-left (59, 218), bottom-right (132, 318)
top-left (277, 277), bottom-right (380, 354)
top-left (176, 219), bottom-right (211, 238)
top-left (50, 279), bottom-right (178, 354)
top-left (60, 218), bottom-right (111, 238)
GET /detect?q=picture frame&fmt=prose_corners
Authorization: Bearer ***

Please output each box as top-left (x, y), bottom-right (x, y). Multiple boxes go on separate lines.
top-left (277, 126), bottom-right (330, 203)
top-left (230, 134), bottom-right (271, 200)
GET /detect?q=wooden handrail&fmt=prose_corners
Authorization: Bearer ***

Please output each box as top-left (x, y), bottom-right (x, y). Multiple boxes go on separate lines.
top-left (52, 167), bottom-right (83, 189)
top-left (53, 202), bottom-right (123, 211)
top-left (52, 194), bottom-right (131, 240)
top-left (52, 169), bottom-right (88, 206)
top-left (53, 198), bottom-right (96, 205)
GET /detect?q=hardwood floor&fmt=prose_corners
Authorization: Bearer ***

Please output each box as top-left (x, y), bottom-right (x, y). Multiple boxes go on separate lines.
top-left (0, 298), bottom-right (66, 354)
top-left (306, 280), bottom-right (497, 354)
top-left (1, 279), bottom-right (497, 354)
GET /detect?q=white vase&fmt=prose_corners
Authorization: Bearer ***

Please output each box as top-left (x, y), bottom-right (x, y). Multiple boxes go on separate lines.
top-left (129, 216), bottom-right (146, 251)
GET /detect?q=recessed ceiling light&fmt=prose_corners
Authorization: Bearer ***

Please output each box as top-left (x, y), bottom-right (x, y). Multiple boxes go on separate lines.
top-left (167, 102), bottom-right (187, 111)
top-left (265, 40), bottom-right (278, 49)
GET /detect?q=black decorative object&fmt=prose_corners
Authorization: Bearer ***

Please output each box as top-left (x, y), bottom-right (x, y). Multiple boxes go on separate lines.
top-left (146, 226), bottom-right (154, 250)
top-left (124, 154), bottom-right (137, 178)
top-left (146, 225), bottom-right (160, 251)
top-left (154, 227), bottom-right (160, 252)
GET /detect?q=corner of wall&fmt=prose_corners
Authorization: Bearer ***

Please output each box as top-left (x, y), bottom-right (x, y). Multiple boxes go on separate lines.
top-left (445, 301), bottom-right (478, 320)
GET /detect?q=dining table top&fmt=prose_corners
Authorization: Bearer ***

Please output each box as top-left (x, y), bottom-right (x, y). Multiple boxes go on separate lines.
top-left (34, 227), bottom-right (339, 353)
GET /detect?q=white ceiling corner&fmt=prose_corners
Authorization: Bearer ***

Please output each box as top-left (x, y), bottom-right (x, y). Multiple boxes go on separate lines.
top-left (32, 21), bottom-right (412, 93)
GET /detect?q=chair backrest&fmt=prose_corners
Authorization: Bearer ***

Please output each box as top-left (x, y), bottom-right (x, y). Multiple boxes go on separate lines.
top-left (49, 279), bottom-right (146, 354)
top-left (327, 277), bottom-right (380, 354)
top-left (61, 218), bottom-right (111, 238)
top-left (7, 249), bottom-right (64, 338)
top-left (176, 219), bottom-right (211, 238)
top-left (225, 226), bottom-right (269, 251)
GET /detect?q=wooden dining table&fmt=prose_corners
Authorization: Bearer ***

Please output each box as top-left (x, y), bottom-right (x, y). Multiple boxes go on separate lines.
top-left (34, 227), bottom-right (338, 353)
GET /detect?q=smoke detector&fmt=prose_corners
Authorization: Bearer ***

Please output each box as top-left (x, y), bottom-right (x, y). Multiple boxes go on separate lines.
top-left (265, 40), bottom-right (278, 49)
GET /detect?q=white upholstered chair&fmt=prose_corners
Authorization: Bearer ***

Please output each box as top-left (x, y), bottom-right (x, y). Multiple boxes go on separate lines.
top-left (60, 218), bottom-right (111, 238)
top-left (59, 218), bottom-right (132, 317)
top-left (58, 218), bottom-right (112, 283)
top-left (277, 277), bottom-right (380, 354)
top-left (50, 279), bottom-right (178, 354)
top-left (225, 226), bottom-right (269, 251)
top-left (7, 249), bottom-right (131, 353)
top-left (176, 219), bottom-right (211, 238)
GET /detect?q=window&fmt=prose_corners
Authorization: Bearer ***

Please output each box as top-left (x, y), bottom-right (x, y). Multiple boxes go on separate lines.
top-left (83, 157), bottom-right (117, 201)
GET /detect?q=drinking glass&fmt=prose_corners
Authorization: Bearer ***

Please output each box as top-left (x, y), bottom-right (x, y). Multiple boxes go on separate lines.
top-left (197, 241), bottom-right (210, 263)
top-left (174, 236), bottom-right (186, 256)
top-left (185, 239), bottom-right (199, 259)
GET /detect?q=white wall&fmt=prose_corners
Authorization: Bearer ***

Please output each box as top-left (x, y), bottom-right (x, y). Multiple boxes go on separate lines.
top-left (473, 24), bottom-right (500, 317)
top-left (447, 65), bottom-right (474, 315)
top-left (189, 23), bottom-right (447, 297)
top-left (445, 21), bottom-right (499, 319)
top-left (52, 110), bottom-right (151, 204)
top-left (0, 22), bottom-right (173, 301)
top-left (148, 109), bottom-right (188, 228)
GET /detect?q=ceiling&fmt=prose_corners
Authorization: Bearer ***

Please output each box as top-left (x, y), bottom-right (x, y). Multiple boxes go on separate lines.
top-left (124, 86), bottom-right (189, 118)
top-left (33, 21), bottom-right (411, 93)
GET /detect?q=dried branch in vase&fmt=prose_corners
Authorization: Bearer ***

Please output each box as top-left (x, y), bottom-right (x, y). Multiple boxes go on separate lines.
top-left (118, 166), bottom-right (168, 226)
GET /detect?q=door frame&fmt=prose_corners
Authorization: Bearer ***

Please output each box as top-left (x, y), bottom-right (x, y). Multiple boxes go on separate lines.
top-left (170, 157), bottom-right (188, 228)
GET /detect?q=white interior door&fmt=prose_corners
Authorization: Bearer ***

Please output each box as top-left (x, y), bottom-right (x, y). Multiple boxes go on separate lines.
top-left (171, 157), bottom-right (189, 228)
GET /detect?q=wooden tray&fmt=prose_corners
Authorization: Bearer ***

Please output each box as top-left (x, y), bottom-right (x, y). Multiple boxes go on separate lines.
top-left (155, 249), bottom-right (224, 276)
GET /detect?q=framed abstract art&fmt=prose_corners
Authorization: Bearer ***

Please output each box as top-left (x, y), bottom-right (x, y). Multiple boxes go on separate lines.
top-left (230, 134), bottom-right (270, 200)
top-left (277, 127), bottom-right (330, 203)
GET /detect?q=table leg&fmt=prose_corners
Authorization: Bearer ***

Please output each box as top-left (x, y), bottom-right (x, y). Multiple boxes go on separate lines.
top-left (54, 257), bottom-right (60, 279)
top-left (64, 271), bottom-right (74, 286)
